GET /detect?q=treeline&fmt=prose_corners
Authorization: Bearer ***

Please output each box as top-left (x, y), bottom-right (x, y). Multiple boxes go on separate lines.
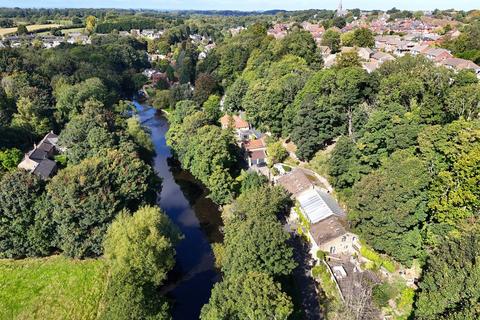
top-left (199, 23), bottom-right (480, 318)
top-left (96, 16), bottom-right (167, 33)
top-left (166, 99), bottom-right (237, 205)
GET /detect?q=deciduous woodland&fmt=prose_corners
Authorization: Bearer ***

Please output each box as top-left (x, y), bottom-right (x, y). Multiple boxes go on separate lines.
top-left (0, 7), bottom-right (480, 320)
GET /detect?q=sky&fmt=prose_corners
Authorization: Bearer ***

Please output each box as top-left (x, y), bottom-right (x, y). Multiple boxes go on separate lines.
top-left (0, 0), bottom-right (477, 11)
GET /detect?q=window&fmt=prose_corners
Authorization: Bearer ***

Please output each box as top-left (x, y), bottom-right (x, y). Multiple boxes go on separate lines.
top-left (341, 236), bottom-right (347, 242)
top-left (330, 246), bottom-right (336, 254)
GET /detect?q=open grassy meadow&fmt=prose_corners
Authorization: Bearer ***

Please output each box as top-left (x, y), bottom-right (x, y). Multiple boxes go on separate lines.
top-left (0, 256), bottom-right (108, 320)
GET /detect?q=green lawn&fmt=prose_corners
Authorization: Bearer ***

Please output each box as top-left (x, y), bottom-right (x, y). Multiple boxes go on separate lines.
top-left (0, 256), bottom-right (108, 320)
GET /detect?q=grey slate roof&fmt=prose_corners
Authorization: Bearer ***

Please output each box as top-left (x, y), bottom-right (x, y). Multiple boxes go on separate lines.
top-left (33, 159), bottom-right (57, 179)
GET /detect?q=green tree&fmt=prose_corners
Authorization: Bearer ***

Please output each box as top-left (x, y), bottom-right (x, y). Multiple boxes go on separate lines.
top-left (335, 51), bottom-right (361, 69)
top-left (349, 149), bottom-right (430, 265)
top-left (341, 31), bottom-right (355, 47)
top-left (223, 78), bottom-right (249, 112)
top-left (236, 171), bottom-right (268, 194)
top-left (415, 224), bottom-right (480, 320)
top-left (321, 29), bottom-right (341, 53)
top-left (228, 185), bottom-right (290, 221)
top-left (54, 77), bottom-right (110, 125)
top-left (126, 117), bottom-right (154, 161)
top-left (328, 136), bottom-right (364, 189)
top-left (291, 95), bottom-right (339, 160)
top-left (222, 216), bottom-right (296, 276)
top-left (0, 171), bottom-right (48, 258)
top-left (203, 94), bottom-right (221, 123)
top-left (85, 15), bottom-right (97, 34)
top-left (200, 272), bottom-right (293, 320)
top-left (12, 96), bottom-right (50, 136)
top-left (58, 100), bottom-right (115, 165)
top-left (104, 206), bottom-right (182, 287)
top-left (207, 166), bottom-right (235, 205)
top-left (17, 24), bottom-right (28, 35)
top-left (418, 120), bottom-right (480, 226)
top-left (276, 29), bottom-right (323, 69)
top-left (0, 148), bottom-right (22, 172)
top-left (266, 140), bottom-right (288, 164)
top-left (101, 206), bottom-right (181, 320)
top-left (152, 90), bottom-right (171, 110)
top-left (445, 83), bottom-right (480, 121)
top-left (243, 55), bottom-right (311, 136)
top-left (47, 149), bottom-right (159, 258)
top-left (352, 28), bottom-right (375, 48)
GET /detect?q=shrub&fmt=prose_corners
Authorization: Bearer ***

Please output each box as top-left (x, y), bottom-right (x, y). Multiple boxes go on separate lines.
top-left (271, 167), bottom-right (279, 176)
top-left (382, 259), bottom-right (396, 273)
top-left (312, 263), bottom-right (340, 301)
top-left (397, 287), bottom-right (415, 314)
top-left (316, 250), bottom-right (327, 261)
top-left (360, 245), bottom-right (396, 273)
top-left (372, 283), bottom-right (398, 307)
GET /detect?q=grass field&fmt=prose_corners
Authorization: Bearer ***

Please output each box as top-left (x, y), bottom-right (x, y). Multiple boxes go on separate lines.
top-left (0, 24), bottom-right (63, 36)
top-left (0, 256), bottom-right (108, 320)
top-left (61, 27), bottom-right (85, 35)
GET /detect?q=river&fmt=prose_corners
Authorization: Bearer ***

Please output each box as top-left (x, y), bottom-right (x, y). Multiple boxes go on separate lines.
top-left (135, 102), bottom-right (222, 320)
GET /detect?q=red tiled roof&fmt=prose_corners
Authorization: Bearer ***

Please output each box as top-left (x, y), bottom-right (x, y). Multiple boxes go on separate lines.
top-left (244, 138), bottom-right (266, 151)
top-left (249, 149), bottom-right (266, 161)
top-left (220, 114), bottom-right (249, 129)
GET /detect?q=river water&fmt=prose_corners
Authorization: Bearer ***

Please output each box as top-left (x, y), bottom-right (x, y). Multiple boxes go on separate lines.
top-left (135, 102), bottom-right (222, 320)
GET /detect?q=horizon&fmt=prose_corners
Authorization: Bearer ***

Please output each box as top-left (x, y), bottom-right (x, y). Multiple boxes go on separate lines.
top-left (0, 0), bottom-right (478, 12)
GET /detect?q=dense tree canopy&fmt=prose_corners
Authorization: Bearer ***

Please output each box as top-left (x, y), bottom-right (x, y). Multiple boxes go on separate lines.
top-left (101, 206), bottom-right (181, 320)
top-left (349, 149), bottom-right (430, 265)
top-left (200, 272), bottom-right (294, 320)
top-left (47, 149), bottom-right (159, 258)
top-left (0, 171), bottom-right (46, 258)
top-left (415, 224), bottom-right (480, 319)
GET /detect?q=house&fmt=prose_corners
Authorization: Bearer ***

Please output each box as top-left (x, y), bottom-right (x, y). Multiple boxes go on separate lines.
top-left (423, 47), bottom-right (452, 62)
top-left (371, 52), bottom-right (395, 64)
top-left (276, 168), bottom-right (313, 196)
top-left (357, 47), bottom-right (374, 60)
top-left (310, 215), bottom-right (359, 255)
top-left (362, 60), bottom-right (380, 73)
top-left (324, 54), bottom-right (337, 68)
top-left (243, 138), bottom-right (267, 167)
top-left (17, 132), bottom-right (60, 179)
top-left (267, 23), bottom-right (289, 40)
top-left (410, 44), bottom-right (430, 55)
top-left (277, 168), bottom-right (359, 256)
top-left (130, 29), bottom-right (141, 37)
top-left (318, 46), bottom-right (331, 57)
top-left (229, 26), bottom-right (246, 36)
top-left (219, 114), bottom-right (250, 141)
top-left (441, 58), bottom-right (480, 75)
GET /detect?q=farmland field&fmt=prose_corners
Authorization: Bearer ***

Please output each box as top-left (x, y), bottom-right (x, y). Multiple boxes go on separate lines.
top-left (0, 24), bottom-right (63, 36)
top-left (0, 256), bottom-right (108, 320)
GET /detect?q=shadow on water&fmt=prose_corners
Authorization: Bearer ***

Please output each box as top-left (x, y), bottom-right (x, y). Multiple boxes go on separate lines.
top-left (134, 102), bottom-right (222, 320)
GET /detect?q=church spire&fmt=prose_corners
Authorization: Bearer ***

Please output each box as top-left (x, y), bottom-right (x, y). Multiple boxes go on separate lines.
top-left (336, 0), bottom-right (346, 17)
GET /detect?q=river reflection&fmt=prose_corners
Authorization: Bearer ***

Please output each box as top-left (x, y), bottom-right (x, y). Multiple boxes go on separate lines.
top-left (135, 102), bottom-right (221, 320)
